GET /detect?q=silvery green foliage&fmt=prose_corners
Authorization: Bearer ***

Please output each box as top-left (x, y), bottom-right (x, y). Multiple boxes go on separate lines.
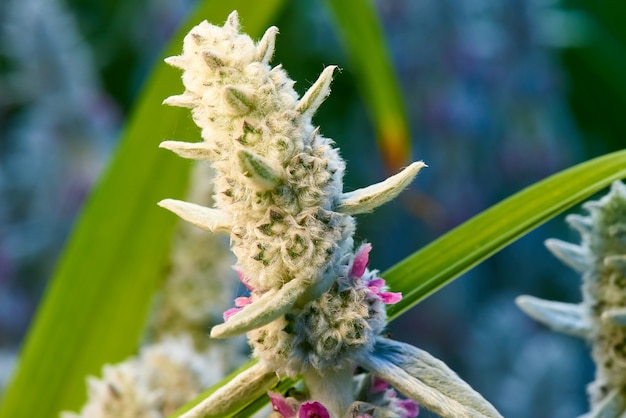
top-left (161, 12), bottom-right (501, 418)
top-left (517, 181), bottom-right (626, 418)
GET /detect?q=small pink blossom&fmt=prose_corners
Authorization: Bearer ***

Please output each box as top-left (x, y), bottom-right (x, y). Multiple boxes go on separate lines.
top-left (350, 243), bottom-right (372, 278)
top-left (224, 266), bottom-right (255, 321)
top-left (269, 391), bottom-right (297, 418)
top-left (371, 375), bottom-right (390, 394)
top-left (223, 296), bottom-right (252, 321)
top-left (397, 399), bottom-right (420, 418)
top-left (298, 401), bottom-right (330, 418)
top-left (268, 393), bottom-right (330, 418)
top-left (370, 377), bottom-right (419, 418)
top-left (368, 278), bottom-right (402, 305)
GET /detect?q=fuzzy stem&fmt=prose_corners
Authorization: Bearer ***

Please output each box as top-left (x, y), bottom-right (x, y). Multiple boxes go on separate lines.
top-left (303, 367), bottom-right (355, 418)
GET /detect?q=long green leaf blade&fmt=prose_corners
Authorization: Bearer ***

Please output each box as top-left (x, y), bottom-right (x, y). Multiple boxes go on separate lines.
top-left (387, 149), bottom-right (626, 318)
top-left (324, 0), bottom-right (411, 170)
top-left (0, 3), bottom-right (285, 418)
top-left (174, 149), bottom-right (626, 417)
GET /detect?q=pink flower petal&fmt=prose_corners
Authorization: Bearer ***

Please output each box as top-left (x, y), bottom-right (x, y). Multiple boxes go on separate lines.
top-left (397, 398), bottom-right (419, 418)
top-left (371, 376), bottom-right (389, 394)
top-left (350, 243), bottom-right (372, 278)
top-left (298, 401), bottom-right (330, 418)
top-left (234, 296), bottom-right (252, 307)
top-left (380, 291), bottom-right (402, 305)
top-left (368, 277), bottom-right (385, 288)
top-left (223, 307), bottom-right (243, 321)
top-left (268, 392), bottom-right (297, 418)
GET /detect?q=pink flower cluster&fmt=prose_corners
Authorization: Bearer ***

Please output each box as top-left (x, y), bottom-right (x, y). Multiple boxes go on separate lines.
top-left (268, 392), bottom-right (330, 418)
top-left (370, 376), bottom-right (419, 418)
top-left (350, 244), bottom-right (402, 305)
top-left (223, 266), bottom-right (254, 321)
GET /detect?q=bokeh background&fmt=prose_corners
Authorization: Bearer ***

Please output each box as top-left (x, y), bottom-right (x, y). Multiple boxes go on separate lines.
top-left (1, 0), bottom-right (625, 416)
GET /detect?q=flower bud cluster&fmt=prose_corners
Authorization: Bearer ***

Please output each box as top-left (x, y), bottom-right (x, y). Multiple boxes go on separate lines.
top-left (517, 181), bottom-right (626, 414)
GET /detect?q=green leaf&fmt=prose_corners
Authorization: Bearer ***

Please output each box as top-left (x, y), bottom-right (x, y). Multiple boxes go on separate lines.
top-left (175, 149), bottom-right (626, 417)
top-left (387, 149), bottom-right (626, 318)
top-left (324, 0), bottom-right (411, 170)
top-left (0, 2), bottom-right (286, 418)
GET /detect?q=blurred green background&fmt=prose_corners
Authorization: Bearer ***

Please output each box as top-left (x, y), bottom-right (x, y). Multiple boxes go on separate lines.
top-left (0, 0), bottom-right (624, 417)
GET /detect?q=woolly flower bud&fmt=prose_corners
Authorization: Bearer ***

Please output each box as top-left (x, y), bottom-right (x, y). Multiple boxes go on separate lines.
top-left (517, 181), bottom-right (626, 414)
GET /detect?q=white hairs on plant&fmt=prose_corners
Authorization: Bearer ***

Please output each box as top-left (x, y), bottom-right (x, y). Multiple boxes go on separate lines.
top-left (161, 11), bottom-right (502, 418)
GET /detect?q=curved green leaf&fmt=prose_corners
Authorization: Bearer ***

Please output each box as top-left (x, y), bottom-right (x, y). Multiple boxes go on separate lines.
top-left (0, 3), bottom-right (286, 418)
top-left (387, 149), bottom-right (626, 318)
top-left (173, 149), bottom-right (626, 417)
top-left (324, 0), bottom-right (411, 170)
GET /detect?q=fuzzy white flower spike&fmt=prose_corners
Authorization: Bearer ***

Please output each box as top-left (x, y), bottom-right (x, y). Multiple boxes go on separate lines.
top-left (518, 181), bottom-right (626, 416)
top-left (159, 12), bottom-right (503, 418)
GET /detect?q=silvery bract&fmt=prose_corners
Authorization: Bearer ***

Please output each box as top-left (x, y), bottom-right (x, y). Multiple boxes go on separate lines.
top-left (161, 11), bottom-right (501, 418)
top-left (517, 181), bottom-right (626, 418)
